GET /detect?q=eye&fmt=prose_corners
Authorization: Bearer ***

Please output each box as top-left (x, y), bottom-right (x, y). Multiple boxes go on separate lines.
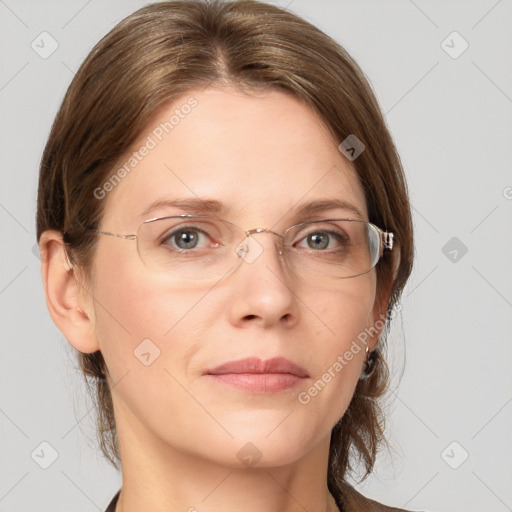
top-left (304, 232), bottom-right (330, 250)
top-left (297, 231), bottom-right (347, 250)
top-left (293, 224), bottom-right (351, 252)
top-left (162, 226), bottom-right (212, 251)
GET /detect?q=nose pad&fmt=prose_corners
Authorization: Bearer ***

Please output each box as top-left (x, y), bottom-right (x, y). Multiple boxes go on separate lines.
top-left (235, 236), bottom-right (264, 264)
top-left (233, 231), bottom-right (285, 268)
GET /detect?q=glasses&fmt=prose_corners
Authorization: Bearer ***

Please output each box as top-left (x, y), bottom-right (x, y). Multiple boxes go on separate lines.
top-left (88, 215), bottom-right (394, 282)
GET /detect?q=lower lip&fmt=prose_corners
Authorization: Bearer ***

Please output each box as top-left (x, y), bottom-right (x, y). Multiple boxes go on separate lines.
top-left (207, 373), bottom-right (306, 392)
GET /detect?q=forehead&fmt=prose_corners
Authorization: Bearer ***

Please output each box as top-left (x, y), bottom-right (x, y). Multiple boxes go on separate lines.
top-left (100, 87), bottom-right (367, 229)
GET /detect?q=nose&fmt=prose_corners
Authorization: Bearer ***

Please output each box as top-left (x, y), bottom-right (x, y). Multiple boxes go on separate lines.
top-left (227, 230), bottom-right (299, 329)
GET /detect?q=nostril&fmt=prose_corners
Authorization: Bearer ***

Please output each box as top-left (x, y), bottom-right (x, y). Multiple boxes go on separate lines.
top-left (244, 315), bottom-right (257, 320)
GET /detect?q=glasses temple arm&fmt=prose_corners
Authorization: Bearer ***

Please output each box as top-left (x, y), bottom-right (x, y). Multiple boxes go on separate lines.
top-left (88, 228), bottom-right (137, 240)
top-left (381, 231), bottom-right (394, 251)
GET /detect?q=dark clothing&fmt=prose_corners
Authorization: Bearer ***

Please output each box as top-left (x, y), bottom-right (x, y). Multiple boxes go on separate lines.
top-left (105, 489), bottom-right (120, 512)
top-left (105, 481), bottom-right (417, 511)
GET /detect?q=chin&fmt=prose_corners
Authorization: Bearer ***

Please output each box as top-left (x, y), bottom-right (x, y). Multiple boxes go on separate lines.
top-left (193, 420), bottom-right (322, 469)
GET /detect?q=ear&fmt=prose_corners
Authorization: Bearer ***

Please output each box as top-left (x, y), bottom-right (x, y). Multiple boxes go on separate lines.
top-left (39, 230), bottom-right (100, 354)
top-left (367, 278), bottom-right (394, 352)
top-left (368, 240), bottom-right (401, 351)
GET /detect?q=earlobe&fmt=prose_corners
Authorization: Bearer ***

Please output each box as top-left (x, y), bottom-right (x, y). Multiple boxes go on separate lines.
top-left (39, 230), bottom-right (100, 354)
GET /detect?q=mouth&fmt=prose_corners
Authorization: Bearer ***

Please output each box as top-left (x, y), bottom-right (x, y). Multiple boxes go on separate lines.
top-left (204, 356), bottom-right (309, 393)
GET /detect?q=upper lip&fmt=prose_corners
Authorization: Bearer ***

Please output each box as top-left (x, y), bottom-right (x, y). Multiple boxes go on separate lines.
top-left (205, 357), bottom-right (309, 378)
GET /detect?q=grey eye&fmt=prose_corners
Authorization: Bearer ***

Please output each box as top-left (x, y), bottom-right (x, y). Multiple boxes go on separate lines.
top-left (164, 227), bottom-right (209, 250)
top-left (296, 230), bottom-right (348, 251)
top-left (174, 230), bottom-right (200, 249)
top-left (306, 232), bottom-right (330, 250)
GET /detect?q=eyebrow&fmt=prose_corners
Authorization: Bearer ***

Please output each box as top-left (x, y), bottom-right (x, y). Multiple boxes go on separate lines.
top-left (141, 198), bottom-right (230, 218)
top-left (140, 197), bottom-right (364, 220)
top-left (290, 199), bottom-right (365, 220)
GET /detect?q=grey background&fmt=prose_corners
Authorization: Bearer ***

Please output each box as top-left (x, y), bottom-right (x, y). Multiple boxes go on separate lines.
top-left (1, 1), bottom-right (511, 511)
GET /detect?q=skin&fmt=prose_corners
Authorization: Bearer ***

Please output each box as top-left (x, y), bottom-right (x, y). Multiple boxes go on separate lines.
top-left (40, 87), bottom-right (389, 512)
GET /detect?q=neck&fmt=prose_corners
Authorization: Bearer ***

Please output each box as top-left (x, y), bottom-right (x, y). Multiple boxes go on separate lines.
top-left (113, 405), bottom-right (340, 512)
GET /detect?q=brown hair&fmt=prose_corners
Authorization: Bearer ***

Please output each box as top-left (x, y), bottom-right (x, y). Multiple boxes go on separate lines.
top-left (36, 0), bottom-right (413, 493)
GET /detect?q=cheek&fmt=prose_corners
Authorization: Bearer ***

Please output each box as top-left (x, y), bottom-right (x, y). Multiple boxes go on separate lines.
top-left (89, 249), bottom-right (206, 380)
top-left (314, 274), bottom-right (377, 344)
top-left (303, 277), bottom-right (377, 398)
top-left (89, 259), bottom-right (218, 438)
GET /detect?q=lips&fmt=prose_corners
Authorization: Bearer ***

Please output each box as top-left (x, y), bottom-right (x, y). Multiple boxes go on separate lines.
top-left (205, 356), bottom-right (309, 378)
top-left (204, 356), bottom-right (309, 393)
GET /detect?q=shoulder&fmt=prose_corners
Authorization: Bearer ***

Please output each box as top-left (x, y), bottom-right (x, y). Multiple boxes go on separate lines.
top-left (336, 480), bottom-right (421, 512)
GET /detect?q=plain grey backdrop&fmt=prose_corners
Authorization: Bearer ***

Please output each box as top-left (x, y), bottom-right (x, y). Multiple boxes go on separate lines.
top-left (1, 0), bottom-right (511, 511)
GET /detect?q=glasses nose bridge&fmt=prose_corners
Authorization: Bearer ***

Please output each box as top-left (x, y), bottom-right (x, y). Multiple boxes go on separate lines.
top-left (244, 227), bottom-right (285, 255)
top-left (245, 227), bottom-right (282, 237)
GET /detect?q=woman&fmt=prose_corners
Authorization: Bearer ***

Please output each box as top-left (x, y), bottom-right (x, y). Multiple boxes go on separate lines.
top-left (36, 1), bottom-right (415, 510)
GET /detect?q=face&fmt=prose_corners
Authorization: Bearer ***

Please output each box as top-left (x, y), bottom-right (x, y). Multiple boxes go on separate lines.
top-left (86, 86), bottom-right (384, 468)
